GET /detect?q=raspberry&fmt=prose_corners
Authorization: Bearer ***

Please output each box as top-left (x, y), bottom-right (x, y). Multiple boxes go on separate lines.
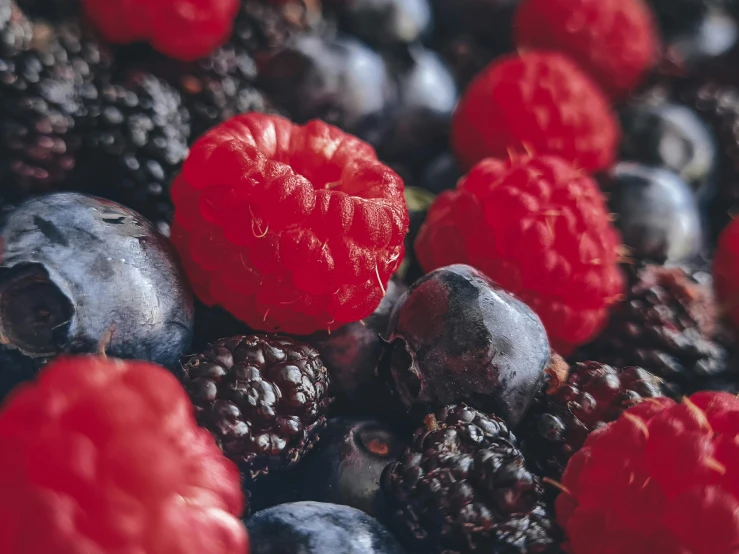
top-left (414, 154), bottom-right (624, 355)
top-left (556, 392), bottom-right (739, 554)
top-left (81, 0), bottom-right (239, 61)
top-left (714, 217), bottom-right (739, 330)
top-left (451, 51), bottom-right (620, 172)
top-left (0, 355), bottom-right (248, 553)
top-left (514, 0), bottom-right (659, 100)
top-left (171, 113), bottom-right (409, 336)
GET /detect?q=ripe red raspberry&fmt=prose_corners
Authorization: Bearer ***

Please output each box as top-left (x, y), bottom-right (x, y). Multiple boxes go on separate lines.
top-left (81, 0), bottom-right (239, 61)
top-left (556, 392), bottom-right (739, 554)
top-left (451, 51), bottom-right (620, 172)
top-left (514, 0), bottom-right (659, 100)
top-left (414, 154), bottom-right (624, 355)
top-left (171, 113), bottom-right (409, 336)
top-left (0, 356), bottom-right (248, 554)
top-left (714, 218), bottom-right (739, 331)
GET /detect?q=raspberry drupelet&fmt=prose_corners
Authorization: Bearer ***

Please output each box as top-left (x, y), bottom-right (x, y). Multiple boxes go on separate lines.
top-left (451, 51), bottom-right (620, 172)
top-left (414, 153), bottom-right (624, 355)
top-left (714, 217), bottom-right (739, 331)
top-left (81, 0), bottom-right (239, 61)
top-left (171, 113), bottom-right (409, 336)
top-left (0, 355), bottom-right (248, 554)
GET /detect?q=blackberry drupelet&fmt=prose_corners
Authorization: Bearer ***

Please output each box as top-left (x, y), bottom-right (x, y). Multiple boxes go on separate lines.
top-left (77, 71), bottom-right (190, 234)
top-left (1, 0), bottom-right (31, 58)
top-left (181, 334), bottom-right (331, 480)
top-left (52, 20), bottom-right (113, 84)
top-left (575, 263), bottom-right (728, 392)
top-left (380, 404), bottom-right (558, 554)
top-left (521, 361), bottom-right (666, 484)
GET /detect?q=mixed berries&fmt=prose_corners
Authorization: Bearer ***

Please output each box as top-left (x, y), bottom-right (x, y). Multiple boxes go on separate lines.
top-left (4, 0), bottom-right (739, 553)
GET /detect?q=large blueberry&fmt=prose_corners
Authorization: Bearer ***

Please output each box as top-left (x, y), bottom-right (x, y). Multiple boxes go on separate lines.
top-left (246, 501), bottom-right (406, 554)
top-left (296, 418), bottom-right (409, 516)
top-left (382, 264), bottom-right (550, 427)
top-left (419, 151), bottom-right (461, 194)
top-left (257, 34), bottom-right (396, 144)
top-left (619, 101), bottom-right (716, 198)
top-left (0, 193), bottom-right (194, 382)
top-left (604, 163), bottom-right (704, 264)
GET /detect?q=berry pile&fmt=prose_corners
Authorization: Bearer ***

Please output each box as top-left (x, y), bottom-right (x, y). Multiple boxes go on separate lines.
top-left (3, 0), bottom-right (739, 552)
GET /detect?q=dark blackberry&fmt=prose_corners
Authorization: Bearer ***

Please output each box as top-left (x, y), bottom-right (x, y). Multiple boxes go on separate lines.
top-left (76, 71), bottom-right (190, 234)
top-left (52, 20), bottom-right (113, 83)
top-left (380, 404), bottom-right (558, 554)
top-left (174, 44), bottom-right (270, 140)
top-left (15, 0), bottom-right (78, 22)
top-left (1, 0), bottom-right (32, 57)
top-left (575, 263), bottom-right (728, 392)
top-left (521, 361), bottom-right (665, 484)
top-left (181, 334), bottom-right (331, 480)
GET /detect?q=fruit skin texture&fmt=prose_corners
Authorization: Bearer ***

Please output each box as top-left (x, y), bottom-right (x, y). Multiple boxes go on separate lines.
top-left (171, 112), bottom-right (409, 336)
top-left (514, 0), bottom-right (658, 100)
top-left (382, 264), bottom-right (550, 427)
top-left (714, 217), bottom-right (739, 331)
top-left (181, 334), bottom-right (331, 479)
top-left (381, 404), bottom-right (557, 554)
top-left (81, 0), bottom-right (239, 61)
top-left (0, 355), bottom-right (248, 554)
top-left (521, 361), bottom-right (665, 483)
top-left (246, 501), bottom-right (405, 554)
top-left (415, 154), bottom-right (624, 355)
top-left (0, 193), bottom-right (194, 378)
top-left (556, 392), bottom-right (739, 554)
top-left (451, 51), bottom-right (620, 172)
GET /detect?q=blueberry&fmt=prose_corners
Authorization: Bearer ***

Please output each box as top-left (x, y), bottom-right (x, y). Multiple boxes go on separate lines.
top-left (246, 501), bottom-right (406, 554)
top-left (419, 151), bottom-right (461, 194)
top-left (325, 0), bottom-right (433, 47)
top-left (604, 163), bottom-right (704, 264)
top-left (0, 193), bottom-right (194, 383)
top-left (296, 418), bottom-right (409, 516)
top-left (378, 47), bottom-right (458, 168)
top-left (666, 9), bottom-right (738, 71)
top-left (395, 187), bottom-right (436, 285)
top-left (381, 264), bottom-right (550, 427)
top-left (258, 34), bottom-right (396, 144)
top-left (309, 279), bottom-right (406, 413)
top-left (619, 101), bottom-right (717, 197)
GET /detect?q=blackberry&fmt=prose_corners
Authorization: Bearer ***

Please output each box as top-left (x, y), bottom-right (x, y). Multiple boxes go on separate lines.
top-left (521, 361), bottom-right (665, 484)
top-left (15, 0), bottom-right (78, 22)
top-left (181, 334), bottom-right (332, 480)
top-left (1, 0), bottom-right (31, 57)
top-left (380, 404), bottom-right (558, 554)
top-left (575, 264), bottom-right (728, 392)
top-left (76, 71), bottom-right (190, 234)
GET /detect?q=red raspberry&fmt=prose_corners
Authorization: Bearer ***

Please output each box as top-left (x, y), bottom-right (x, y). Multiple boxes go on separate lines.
top-left (0, 356), bottom-right (248, 554)
top-left (556, 392), bottom-right (739, 554)
top-left (81, 0), bottom-right (238, 61)
top-left (515, 0), bottom-right (659, 100)
top-left (171, 113), bottom-right (409, 336)
top-left (451, 51), bottom-right (620, 172)
top-left (414, 154), bottom-right (624, 355)
top-left (713, 218), bottom-right (739, 330)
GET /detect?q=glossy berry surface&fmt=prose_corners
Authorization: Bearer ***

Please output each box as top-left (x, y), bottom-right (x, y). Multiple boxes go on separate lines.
top-left (382, 264), bottom-right (550, 427)
top-left (81, 0), bottom-right (239, 61)
top-left (603, 163), bottom-right (704, 264)
top-left (452, 51), bottom-right (620, 172)
top-left (296, 418), bottom-right (408, 516)
top-left (181, 334), bottom-right (331, 479)
top-left (415, 154), bottom-right (624, 354)
top-left (326, 0), bottom-right (433, 47)
top-left (557, 392), bottom-right (739, 554)
top-left (171, 112), bottom-right (409, 336)
top-left (0, 193), bottom-right (194, 378)
top-left (246, 501), bottom-right (405, 554)
top-left (0, 355), bottom-right (247, 553)
top-left (381, 404), bottom-right (557, 553)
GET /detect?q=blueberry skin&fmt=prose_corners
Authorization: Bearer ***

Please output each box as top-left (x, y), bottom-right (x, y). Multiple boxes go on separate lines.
top-left (604, 163), bottom-right (704, 264)
top-left (258, 35), bottom-right (396, 144)
top-left (296, 418), bottom-right (409, 516)
top-left (326, 0), bottom-right (433, 47)
top-left (419, 151), bottom-right (461, 194)
top-left (619, 102), bottom-right (716, 198)
top-left (0, 193), bottom-right (194, 370)
top-left (383, 264), bottom-right (550, 427)
top-left (246, 501), bottom-right (406, 554)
